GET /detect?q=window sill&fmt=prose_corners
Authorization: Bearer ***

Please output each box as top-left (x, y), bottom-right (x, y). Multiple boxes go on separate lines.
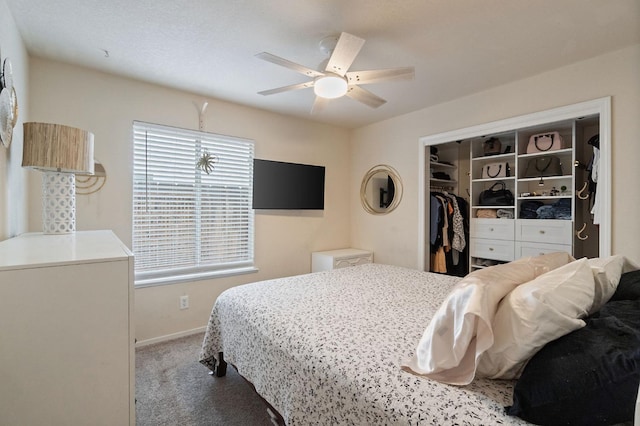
top-left (134, 266), bottom-right (259, 288)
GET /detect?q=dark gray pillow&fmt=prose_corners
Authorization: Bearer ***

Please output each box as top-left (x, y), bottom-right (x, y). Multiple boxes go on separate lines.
top-left (610, 269), bottom-right (640, 301)
top-left (507, 299), bottom-right (640, 425)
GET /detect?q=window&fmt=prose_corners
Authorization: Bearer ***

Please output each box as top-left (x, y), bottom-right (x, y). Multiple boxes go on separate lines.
top-left (132, 121), bottom-right (255, 286)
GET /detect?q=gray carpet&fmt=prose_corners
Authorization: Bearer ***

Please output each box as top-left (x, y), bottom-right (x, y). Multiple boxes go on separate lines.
top-left (135, 332), bottom-right (273, 426)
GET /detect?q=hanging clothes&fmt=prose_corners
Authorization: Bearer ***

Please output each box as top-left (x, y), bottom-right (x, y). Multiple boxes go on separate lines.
top-left (429, 192), bottom-right (469, 276)
top-left (587, 134), bottom-right (601, 225)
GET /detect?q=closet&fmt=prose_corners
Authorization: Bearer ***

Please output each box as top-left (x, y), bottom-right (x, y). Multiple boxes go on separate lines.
top-left (419, 98), bottom-right (611, 274)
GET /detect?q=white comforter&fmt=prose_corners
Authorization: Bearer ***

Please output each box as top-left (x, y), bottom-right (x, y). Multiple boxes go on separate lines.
top-left (199, 263), bottom-right (529, 425)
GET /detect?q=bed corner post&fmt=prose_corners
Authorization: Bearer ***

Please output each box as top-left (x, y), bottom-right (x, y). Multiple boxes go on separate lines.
top-left (215, 351), bottom-right (227, 377)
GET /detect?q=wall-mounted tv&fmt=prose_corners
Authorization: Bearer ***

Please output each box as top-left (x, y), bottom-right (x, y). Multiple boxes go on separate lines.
top-left (252, 159), bottom-right (325, 210)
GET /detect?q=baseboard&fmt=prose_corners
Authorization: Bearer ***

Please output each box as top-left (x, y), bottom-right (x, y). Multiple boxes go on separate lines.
top-left (135, 326), bottom-right (207, 348)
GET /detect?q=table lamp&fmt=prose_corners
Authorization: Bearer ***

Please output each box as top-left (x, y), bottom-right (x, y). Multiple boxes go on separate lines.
top-left (22, 122), bottom-right (94, 234)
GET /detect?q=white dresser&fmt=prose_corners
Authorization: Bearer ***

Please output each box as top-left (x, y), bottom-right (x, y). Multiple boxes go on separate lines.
top-left (469, 218), bottom-right (573, 267)
top-left (311, 248), bottom-right (373, 272)
top-left (469, 218), bottom-right (516, 262)
top-left (0, 230), bottom-right (135, 425)
top-left (515, 219), bottom-right (573, 257)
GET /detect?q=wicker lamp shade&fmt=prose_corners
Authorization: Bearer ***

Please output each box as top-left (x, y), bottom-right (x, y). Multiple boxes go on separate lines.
top-left (22, 122), bottom-right (94, 174)
top-left (21, 122), bottom-right (95, 234)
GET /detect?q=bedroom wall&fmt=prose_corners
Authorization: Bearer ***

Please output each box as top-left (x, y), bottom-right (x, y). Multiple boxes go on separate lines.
top-left (27, 57), bottom-right (351, 343)
top-left (350, 44), bottom-right (640, 268)
top-left (0, 0), bottom-right (29, 241)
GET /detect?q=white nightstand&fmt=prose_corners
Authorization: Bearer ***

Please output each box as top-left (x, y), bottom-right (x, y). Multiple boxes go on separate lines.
top-left (311, 248), bottom-right (373, 272)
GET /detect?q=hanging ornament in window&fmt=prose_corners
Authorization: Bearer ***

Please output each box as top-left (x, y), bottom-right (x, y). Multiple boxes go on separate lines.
top-left (196, 149), bottom-right (218, 174)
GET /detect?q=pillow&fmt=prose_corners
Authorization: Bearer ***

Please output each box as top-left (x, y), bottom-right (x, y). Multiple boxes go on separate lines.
top-left (477, 257), bottom-right (595, 379)
top-left (508, 299), bottom-right (640, 425)
top-left (402, 251), bottom-right (574, 385)
top-left (610, 269), bottom-right (640, 301)
top-left (636, 381), bottom-right (640, 426)
top-left (588, 255), bottom-right (640, 312)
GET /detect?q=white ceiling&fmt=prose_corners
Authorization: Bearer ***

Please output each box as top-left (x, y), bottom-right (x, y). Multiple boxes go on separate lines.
top-left (5, 0), bottom-right (640, 129)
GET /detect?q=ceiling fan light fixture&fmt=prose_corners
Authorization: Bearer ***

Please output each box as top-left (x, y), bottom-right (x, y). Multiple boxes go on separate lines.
top-left (314, 74), bottom-right (348, 99)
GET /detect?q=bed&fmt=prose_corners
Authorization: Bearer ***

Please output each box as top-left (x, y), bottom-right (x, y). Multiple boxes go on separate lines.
top-left (200, 258), bottom-right (640, 425)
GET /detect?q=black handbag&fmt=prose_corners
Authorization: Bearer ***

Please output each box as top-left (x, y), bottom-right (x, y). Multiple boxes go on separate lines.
top-left (478, 181), bottom-right (514, 206)
top-left (483, 137), bottom-right (502, 156)
top-left (524, 155), bottom-right (563, 178)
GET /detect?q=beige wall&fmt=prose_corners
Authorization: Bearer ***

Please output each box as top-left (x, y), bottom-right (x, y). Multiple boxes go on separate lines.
top-left (350, 44), bottom-right (640, 268)
top-left (0, 0), bottom-right (29, 240)
top-left (27, 58), bottom-right (351, 343)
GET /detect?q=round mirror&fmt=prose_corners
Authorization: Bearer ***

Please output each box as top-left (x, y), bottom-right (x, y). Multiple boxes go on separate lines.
top-left (360, 164), bottom-right (403, 215)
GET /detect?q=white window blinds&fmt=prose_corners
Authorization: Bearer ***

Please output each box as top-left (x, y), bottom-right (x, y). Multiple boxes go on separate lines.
top-left (132, 121), bottom-right (254, 286)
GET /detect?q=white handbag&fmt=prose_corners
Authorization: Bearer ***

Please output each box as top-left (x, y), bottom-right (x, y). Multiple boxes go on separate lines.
top-left (482, 162), bottom-right (511, 179)
top-left (527, 131), bottom-right (565, 153)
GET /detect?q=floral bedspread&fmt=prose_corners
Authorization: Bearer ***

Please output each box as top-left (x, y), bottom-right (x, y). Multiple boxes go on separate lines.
top-left (199, 263), bottom-right (530, 425)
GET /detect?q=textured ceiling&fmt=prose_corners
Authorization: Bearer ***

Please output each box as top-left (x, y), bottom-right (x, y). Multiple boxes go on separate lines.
top-left (5, 0), bottom-right (640, 129)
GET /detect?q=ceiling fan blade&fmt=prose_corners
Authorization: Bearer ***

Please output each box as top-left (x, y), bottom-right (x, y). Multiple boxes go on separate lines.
top-left (311, 96), bottom-right (329, 114)
top-left (345, 85), bottom-right (387, 108)
top-left (325, 32), bottom-right (365, 76)
top-left (255, 52), bottom-right (324, 78)
top-left (346, 67), bottom-right (415, 85)
top-left (258, 81), bottom-right (314, 96)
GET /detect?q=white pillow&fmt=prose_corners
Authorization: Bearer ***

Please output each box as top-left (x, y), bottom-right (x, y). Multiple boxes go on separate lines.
top-left (588, 255), bottom-right (640, 314)
top-left (402, 252), bottom-right (573, 385)
top-left (477, 257), bottom-right (595, 380)
top-left (636, 381), bottom-right (640, 426)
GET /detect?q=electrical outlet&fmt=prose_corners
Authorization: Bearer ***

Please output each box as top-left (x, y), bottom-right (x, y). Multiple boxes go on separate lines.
top-left (179, 295), bottom-right (189, 310)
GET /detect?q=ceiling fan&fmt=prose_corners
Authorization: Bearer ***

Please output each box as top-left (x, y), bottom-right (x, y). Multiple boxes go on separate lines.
top-left (256, 32), bottom-right (415, 113)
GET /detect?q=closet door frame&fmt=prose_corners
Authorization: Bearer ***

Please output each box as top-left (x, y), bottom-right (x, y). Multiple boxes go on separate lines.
top-left (417, 97), bottom-right (611, 271)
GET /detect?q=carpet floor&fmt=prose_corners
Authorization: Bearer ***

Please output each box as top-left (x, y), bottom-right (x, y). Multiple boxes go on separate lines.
top-left (135, 332), bottom-right (273, 426)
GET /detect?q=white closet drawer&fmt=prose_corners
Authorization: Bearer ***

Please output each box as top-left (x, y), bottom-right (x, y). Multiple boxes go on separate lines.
top-left (516, 219), bottom-right (573, 245)
top-left (470, 238), bottom-right (515, 262)
top-left (516, 241), bottom-right (573, 258)
top-left (471, 218), bottom-right (515, 241)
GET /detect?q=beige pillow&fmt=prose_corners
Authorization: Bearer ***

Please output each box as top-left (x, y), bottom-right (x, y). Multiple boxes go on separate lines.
top-left (477, 257), bottom-right (595, 380)
top-left (402, 251), bottom-right (573, 385)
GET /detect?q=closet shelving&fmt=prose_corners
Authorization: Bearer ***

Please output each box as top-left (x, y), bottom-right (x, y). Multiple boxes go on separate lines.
top-left (515, 124), bottom-right (574, 212)
top-left (470, 145), bottom-right (516, 215)
top-left (468, 122), bottom-right (578, 272)
top-left (429, 160), bottom-right (457, 188)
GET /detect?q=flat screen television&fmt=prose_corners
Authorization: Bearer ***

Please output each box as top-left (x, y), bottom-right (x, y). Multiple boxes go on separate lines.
top-left (252, 159), bottom-right (325, 210)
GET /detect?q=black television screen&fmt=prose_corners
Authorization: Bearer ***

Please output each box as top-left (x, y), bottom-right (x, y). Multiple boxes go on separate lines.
top-left (252, 159), bottom-right (325, 210)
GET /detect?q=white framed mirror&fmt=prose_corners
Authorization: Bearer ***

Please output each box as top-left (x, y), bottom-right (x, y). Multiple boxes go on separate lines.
top-left (360, 164), bottom-right (403, 215)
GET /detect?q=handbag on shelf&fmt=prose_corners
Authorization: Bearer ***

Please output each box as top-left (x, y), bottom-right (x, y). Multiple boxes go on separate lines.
top-left (524, 155), bottom-right (563, 178)
top-left (483, 137), bottom-right (502, 156)
top-left (478, 181), bottom-right (514, 206)
top-left (526, 131), bottom-right (565, 154)
top-left (481, 161), bottom-right (511, 179)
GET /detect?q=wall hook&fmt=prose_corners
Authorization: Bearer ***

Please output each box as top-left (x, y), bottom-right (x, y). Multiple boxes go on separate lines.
top-left (576, 181), bottom-right (589, 200)
top-left (193, 101), bottom-right (209, 131)
top-left (575, 223), bottom-right (589, 241)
